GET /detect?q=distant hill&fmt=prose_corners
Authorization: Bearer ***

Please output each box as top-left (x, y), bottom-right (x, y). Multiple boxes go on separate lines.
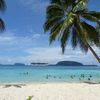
top-left (31, 62), bottom-right (48, 65)
top-left (55, 61), bottom-right (83, 66)
top-left (0, 63), bottom-right (26, 66)
top-left (14, 63), bottom-right (26, 66)
top-left (49, 61), bottom-right (97, 66)
top-left (0, 61), bottom-right (98, 67)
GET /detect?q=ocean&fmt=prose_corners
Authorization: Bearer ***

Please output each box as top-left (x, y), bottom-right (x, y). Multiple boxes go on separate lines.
top-left (0, 65), bottom-right (100, 84)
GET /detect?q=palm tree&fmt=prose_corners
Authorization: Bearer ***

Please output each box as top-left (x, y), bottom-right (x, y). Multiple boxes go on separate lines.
top-left (44, 0), bottom-right (100, 63)
top-left (0, 0), bottom-right (6, 31)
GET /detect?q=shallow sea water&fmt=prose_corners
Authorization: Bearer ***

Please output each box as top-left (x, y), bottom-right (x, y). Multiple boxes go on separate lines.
top-left (0, 65), bottom-right (100, 84)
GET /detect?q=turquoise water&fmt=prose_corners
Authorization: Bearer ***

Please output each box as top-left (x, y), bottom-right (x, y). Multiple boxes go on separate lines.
top-left (0, 65), bottom-right (100, 84)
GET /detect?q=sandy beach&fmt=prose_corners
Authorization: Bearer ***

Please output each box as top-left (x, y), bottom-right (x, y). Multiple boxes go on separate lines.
top-left (0, 83), bottom-right (100, 100)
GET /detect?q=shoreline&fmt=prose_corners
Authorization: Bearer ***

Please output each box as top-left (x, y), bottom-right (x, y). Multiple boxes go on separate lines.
top-left (0, 80), bottom-right (100, 85)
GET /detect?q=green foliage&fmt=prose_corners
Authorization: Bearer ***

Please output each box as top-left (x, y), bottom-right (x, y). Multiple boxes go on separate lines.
top-left (96, 22), bottom-right (100, 33)
top-left (44, 0), bottom-right (100, 54)
top-left (82, 11), bottom-right (100, 22)
top-left (61, 28), bottom-right (70, 53)
top-left (72, 27), bottom-right (78, 49)
top-left (73, 16), bottom-right (88, 52)
top-left (81, 22), bottom-right (100, 47)
top-left (50, 20), bottom-right (64, 43)
top-left (73, 0), bottom-right (88, 11)
top-left (0, 0), bottom-right (6, 11)
top-left (0, 0), bottom-right (6, 31)
top-left (0, 18), bottom-right (5, 31)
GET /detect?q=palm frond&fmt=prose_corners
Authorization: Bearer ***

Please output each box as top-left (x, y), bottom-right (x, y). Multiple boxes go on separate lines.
top-left (81, 21), bottom-right (100, 47)
top-left (87, 11), bottom-right (100, 19)
top-left (61, 28), bottom-right (70, 53)
top-left (58, 12), bottom-right (74, 40)
top-left (96, 22), bottom-right (100, 33)
top-left (49, 20), bottom-right (64, 44)
top-left (44, 16), bottom-right (63, 32)
top-left (73, 0), bottom-right (88, 12)
top-left (78, 36), bottom-right (88, 52)
top-left (0, 0), bottom-right (6, 11)
top-left (0, 18), bottom-right (5, 31)
top-left (73, 17), bottom-right (88, 52)
top-left (46, 4), bottom-right (64, 19)
top-left (50, 0), bottom-right (61, 5)
top-left (82, 11), bottom-right (100, 22)
top-left (46, 3), bottom-right (63, 11)
top-left (50, 0), bottom-right (76, 8)
top-left (71, 27), bottom-right (78, 49)
top-left (46, 3), bottom-right (63, 13)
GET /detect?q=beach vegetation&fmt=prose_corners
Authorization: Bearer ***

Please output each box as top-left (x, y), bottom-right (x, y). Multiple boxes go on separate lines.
top-left (0, 0), bottom-right (6, 31)
top-left (44, 0), bottom-right (100, 62)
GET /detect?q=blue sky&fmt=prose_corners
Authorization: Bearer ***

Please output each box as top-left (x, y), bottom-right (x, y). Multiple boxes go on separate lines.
top-left (0, 0), bottom-right (100, 65)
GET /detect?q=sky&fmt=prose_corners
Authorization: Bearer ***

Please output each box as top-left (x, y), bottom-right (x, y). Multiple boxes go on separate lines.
top-left (0, 0), bottom-right (100, 65)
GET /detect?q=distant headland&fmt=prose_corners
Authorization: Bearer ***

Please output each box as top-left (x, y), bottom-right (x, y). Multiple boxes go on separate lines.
top-left (31, 62), bottom-right (48, 65)
top-left (54, 61), bottom-right (83, 66)
top-left (0, 61), bottom-right (98, 67)
top-left (30, 61), bottom-right (98, 67)
top-left (48, 61), bottom-right (98, 67)
top-left (0, 63), bottom-right (26, 66)
top-left (13, 63), bottom-right (26, 66)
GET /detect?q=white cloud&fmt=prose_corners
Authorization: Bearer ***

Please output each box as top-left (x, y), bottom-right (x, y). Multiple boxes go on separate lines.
top-left (0, 30), bottom-right (44, 47)
top-left (22, 46), bottom-right (100, 65)
top-left (0, 30), bottom-right (99, 65)
top-left (0, 36), bottom-right (14, 42)
top-left (32, 34), bottom-right (41, 38)
top-left (0, 46), bottom-right (99, 65)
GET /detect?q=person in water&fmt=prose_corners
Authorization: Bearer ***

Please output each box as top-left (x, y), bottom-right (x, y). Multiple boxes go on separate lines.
top-left (23, 72), bottom-right (28, 75)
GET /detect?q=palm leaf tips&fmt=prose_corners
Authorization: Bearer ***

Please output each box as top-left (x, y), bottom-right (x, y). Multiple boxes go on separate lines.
top-left (0, 0), bottom-right (6, 11)
top-left (0, 0), bottom-right (6, 32)
top-left (0, 18), bottom-right (5, 31)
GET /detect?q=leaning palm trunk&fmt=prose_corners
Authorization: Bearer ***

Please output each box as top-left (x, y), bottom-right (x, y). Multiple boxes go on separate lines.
top-left (75, 27), bottom-right (100, 63)
top-left (86, 43), bottom-right (100, 63)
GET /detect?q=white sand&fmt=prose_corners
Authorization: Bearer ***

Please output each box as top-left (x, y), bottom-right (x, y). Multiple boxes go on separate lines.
top-left (0, 83), bottom-right (100, 100)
